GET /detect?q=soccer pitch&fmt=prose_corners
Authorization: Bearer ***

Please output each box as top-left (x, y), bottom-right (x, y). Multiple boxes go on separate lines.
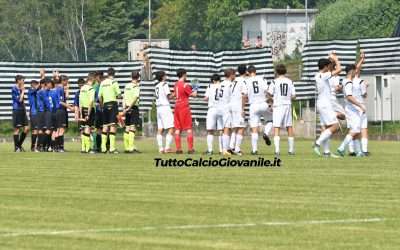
top-left (1, 139), bottom-right (399, 250)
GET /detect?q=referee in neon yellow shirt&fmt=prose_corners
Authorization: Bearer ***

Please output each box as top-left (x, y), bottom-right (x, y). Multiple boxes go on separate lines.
top-left (98, 68), bottom-right (121, 154)
top-left (79, 73), bottom-right (95, 153)
top-left (123, 71), bottom-right (141, 153)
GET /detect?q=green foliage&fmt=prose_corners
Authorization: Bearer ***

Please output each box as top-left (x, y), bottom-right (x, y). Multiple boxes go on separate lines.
top-left (312, 0), bottom-right (400, 40)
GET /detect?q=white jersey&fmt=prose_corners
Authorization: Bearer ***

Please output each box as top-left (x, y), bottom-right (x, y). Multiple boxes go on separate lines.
top-left (315, 72), bottom-right (333, 108)
top-left (353, 77), bottom-right (367, 104)
top-left (217, 80), bottom-right (232, 109)
top-left (343, 79), bottom-right (363, 112)
top-left (229, 76), bottom-right (248, 112)
top-left (204, 83), bottom-right (221, 108)
top-left (328, 75), bottom-right (341, 100)
top-left (268, 77), bottom-right (296, 107)
top-left (155, 81), bottom-right (171, 106)
top-left (246, 75), bottom-right (269, 105)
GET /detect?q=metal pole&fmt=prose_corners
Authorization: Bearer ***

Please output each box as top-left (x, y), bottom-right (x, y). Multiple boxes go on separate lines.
top-left (381, 79), bottom-right (384, 135)
top-left (148, 0), bottom-right (151, 46)
top-left (305, 0), bottom-right (309, 41)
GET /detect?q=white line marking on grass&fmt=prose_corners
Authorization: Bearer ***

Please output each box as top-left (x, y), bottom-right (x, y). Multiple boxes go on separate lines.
top-left (0, 218), bottom-right (385, 238)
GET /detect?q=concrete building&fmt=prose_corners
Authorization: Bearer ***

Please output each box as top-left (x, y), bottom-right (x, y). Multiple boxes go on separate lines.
top-left (239, 8), bottom-right (318, 59)
top-left (128, 39), bottom-right (169, 61)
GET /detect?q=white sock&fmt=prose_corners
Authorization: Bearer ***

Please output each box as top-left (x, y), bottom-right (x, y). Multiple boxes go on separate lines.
top-left (251, 133), bottom-right (258, 152)
top-left (273, 136), bottom-right (280, 153)
top-left (354, 139), bottom-right (361, 154)
top-left (165, 133), bottom-right (173, 150)
top-left (218, 135), bottom-right (223, 152)
top-left (264, 122), bottom-right (273, 135)
top-left (323, 138), bottom-right (331, 153)
top-left (207, 134), bottom-right (213, 152)
top-left (235, 134), bottom-right (243, 152)
top-left (348, 140), bottom-right (355, 153)
top-left (222, 134), bottom-right (230, 151)
top-left (156, 134), bottom-right (163, 151)
top-left (288, 137), bottom-right (294, 153)
top-left (361, 138), bottom-right (368, 153)
top-left (316, 129), bottom-right (332, 146)
top-left (338, 134), bottom-right (353, 151)
top-left (229, 132), bottom-right (236, 149)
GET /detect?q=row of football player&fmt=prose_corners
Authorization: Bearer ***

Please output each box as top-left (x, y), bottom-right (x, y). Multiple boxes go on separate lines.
top-left (313, 51), bottom-right (370, 157)
top-left (154, 64), bottom-right (295, 157)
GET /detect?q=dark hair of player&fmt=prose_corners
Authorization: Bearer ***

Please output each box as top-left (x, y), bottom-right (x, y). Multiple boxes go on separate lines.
top-left (211, 74), bottom-right (220, 83)
top-left (54, 78), bottom-right (61, 85)
top-left (318, 58), bottom-right (331, 70)
top-left (107, 67), bottom-right (115, 77)
top-left (224, 68), bottom-right (235, 78)
top-left (131, 71), bottom-right (140, 80)
top-left (87, 72), bottom-right (96, 81)
top-left (60, 75), bottom-right (69, 82)
top-left (95, 71), bottom-right (104, 77)
top-left (247, 65), bottom-right (256, 74)
top-left (345, 64), bottom-right (356, 74)
top-left (43, 78), bottom-right (52, 84)
top-left (77, 78), bottom-right (85, 87)
top-left (176, 68), bottom-right (187, 78)
top-left (275, 64), bottom-right (287, 75)
top-left (31, 80), bottom-right (39, 85)
top-left (39, 79), bottom-right (46, 85)
top-left (237, 64), bottom-right (247, 75)
top-left (155, 71), bottom-right (166, 82)
top-left (15, 75), bottom-right (24, 83)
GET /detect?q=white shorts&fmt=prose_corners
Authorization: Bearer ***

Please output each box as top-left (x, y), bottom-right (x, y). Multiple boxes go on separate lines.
top-left (345, 106), bottom-right (361, 133)
top-left (249, 102), bottom-right (273, 128)
top-left (157, 105), bottom-right (174, 129)
top-left (273, 105), bottom-right (292, 128)
top-left (331, 99), bottom-right (345, 114)
top-left (361, 112), bottom-right (368, 129)
top-left (318, 104), bottom-right (338, 126)
top-left (230, 110), bottom-right (246, 128)
top-left (206, 107), bottom-right (223, 131)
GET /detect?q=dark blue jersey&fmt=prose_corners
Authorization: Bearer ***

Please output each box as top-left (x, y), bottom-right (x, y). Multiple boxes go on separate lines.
top-left (49, 88), bottom-right (60, 112)
top-left (28, 88), bottom-right (39, 115)
top-left (73, 90), bottom-right (80, 107)
top-left (37, 89), bottom-right (51, 112)
top-left (11, 85), bottom-right (25, 110)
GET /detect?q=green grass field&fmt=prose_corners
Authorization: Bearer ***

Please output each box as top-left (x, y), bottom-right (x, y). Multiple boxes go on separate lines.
top-left (1, 138), bottom-right (399, 250)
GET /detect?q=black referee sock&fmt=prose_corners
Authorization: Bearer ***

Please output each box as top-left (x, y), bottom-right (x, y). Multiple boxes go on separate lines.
top-left (60, 135), bottom-right (64, 150)
top-left (31, 134), bottom-right (37, 150)
top-left (96, 134), bottom-right (101, 152)
top-left (18, 132), bottom-right (27, 148)
top-left (13, 134), bottom-right (19, 150)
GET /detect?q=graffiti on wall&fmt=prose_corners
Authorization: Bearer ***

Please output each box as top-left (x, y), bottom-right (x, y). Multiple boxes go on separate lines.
top-left (266, 31), bottom-right (287, 59)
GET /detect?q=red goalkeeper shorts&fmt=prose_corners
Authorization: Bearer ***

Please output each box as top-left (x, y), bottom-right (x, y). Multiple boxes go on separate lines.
top-left (174, 105), bottom-right (192, 130)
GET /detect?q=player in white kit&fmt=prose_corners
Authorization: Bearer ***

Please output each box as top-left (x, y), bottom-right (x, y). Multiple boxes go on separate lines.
top-left (348, 51), bottom-right (369, 156)
top-left (154, 71), bottom-right (174, 153)
top-left (246, 65), bottom-right (273, 155)
top-left (229, 65), bottom-right (248, 156)
top-left (337, 64), bottom-right (366, 157)
top-left (267, 64), bottom-right (296, 157)
top-left (313, 53), bottom-right (342, 157)
top-left (204, 74), bottom-right (223, 155)
top-left (218, 68), bottom-right (235, 156)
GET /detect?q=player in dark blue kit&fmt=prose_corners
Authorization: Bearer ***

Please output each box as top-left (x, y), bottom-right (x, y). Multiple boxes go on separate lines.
top-left (11, 75), bottom-right (29, 152)
top-left (37, 78), bottom-right (53, 152)
top-left (28, 80), bottom-right (40, 152)
top-left (49, 81), bottom-right (60, 151)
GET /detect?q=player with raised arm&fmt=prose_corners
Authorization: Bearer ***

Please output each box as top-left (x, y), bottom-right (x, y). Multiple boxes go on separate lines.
top-left (122, 71), bottom-right (141, 153)
top-left (79, 73), bottom-right (95, 153)
top-left (312, 53), bottom-right (342, 157)
top-left (229, 65), bottom-right (248, 156)
top-left (11, 75), bottom-right (29, 152)
top-left (154, 71), bottom-right (174, 154)
top-left (268, 64), bottom-right (296, 157)
top-left (173, 68), bottom-right (198, 154)
top-left (204, 74), bottom-right (223, 155)
top-left (336, 64), bottom-right (366, 157)
top-left (246, 65), bottom-right (273, 155)
top-left (98, 68), bottom-right (121, 154)
top-left (219, 68), bottom-right (235, 156)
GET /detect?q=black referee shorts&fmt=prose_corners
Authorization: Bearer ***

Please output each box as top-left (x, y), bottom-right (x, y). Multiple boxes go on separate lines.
top-left (56, 109), bottom-right (67, 128)
top-left (30, 114), bottom-right (39, 130)
top-left (81, 107), bottom-right (95, 127)
top-left (125, 106), bottom-right (140, 127)
top-left (95, 110), bottom-right (103, 129)
top-left (12, 109), bottom-right (28, 128)
top-left (102, 102), bottom-right (118, 126)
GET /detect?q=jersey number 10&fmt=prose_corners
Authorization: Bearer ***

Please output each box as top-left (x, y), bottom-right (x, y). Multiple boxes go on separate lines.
top-left (280, 83), bottom-right (288, 96)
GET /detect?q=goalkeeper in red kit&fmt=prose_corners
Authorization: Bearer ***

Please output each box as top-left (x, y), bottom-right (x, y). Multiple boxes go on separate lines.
top-left (173, 68), bottom-right (198, 154)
